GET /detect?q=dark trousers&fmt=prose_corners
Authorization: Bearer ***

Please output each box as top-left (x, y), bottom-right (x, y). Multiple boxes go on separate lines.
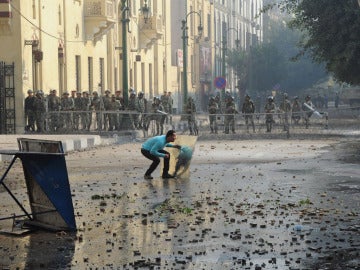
top-left (141, 149), bottom-right (170, 176)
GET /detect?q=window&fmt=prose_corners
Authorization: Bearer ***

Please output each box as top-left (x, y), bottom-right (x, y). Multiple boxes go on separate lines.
top-left (75, 55), bottom-right (81, 91)
top-left (99, 58), bottom-right (104, 93)
top-left (88, 57), bottom-right (93, 92)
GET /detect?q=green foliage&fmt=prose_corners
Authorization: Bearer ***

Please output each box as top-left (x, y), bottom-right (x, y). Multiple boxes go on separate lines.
top-left (271, 0), bottom-right (360, 85)
top-left (226, 18), bottom-right (326, 96)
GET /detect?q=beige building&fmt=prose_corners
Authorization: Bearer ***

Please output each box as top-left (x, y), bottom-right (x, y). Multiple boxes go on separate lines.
top-left (0, 0), bottom-right (262, 133)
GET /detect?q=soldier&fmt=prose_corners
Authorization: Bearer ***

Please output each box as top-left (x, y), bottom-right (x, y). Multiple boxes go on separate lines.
top-left (115, 90), bottom-right (125, 130)
top-left (60, 92), bottom-right (74, 131)
top-left (241, 94), bottom-right (255, 133)
top-left (208, 96), bottom-right (218, 134)
top-left (90, 91), bottom-right (104, 131)
top-left (24, 89), bottom-right (36, 132)
top-left (73, 92), bottom-right (83, 130)
top-left (102, 90), bottom-right (112, 131)
top-left (34, 90), bottom-right (46, 133)
top-left (128, 91), bottom-right (139, 129)
top-left (137, 91), bottom-right (147, 129)
top-left (81, 91), bottom-right (91, 131)
top-left (264, 96), bottom-right (276, 132)
top-left (160, 91), bottom-right (169, 124)
top-left (47, 89), bottom-right (61, 132)
top-left (291, 96), bottom-right (302, 125)
top-left (302, 95), bottom-right (314, 129)
top-left (185, 96), bottom-right (198, 135)
top-left (224, 96), bottom-right (237, 134)
top-left (167, 91), bottom-right (174, 125)
top-left (145, 97), bottom-right (161, 135)
top-left (279, 93), bottom-right (292, 131)
top-left (108, 94), bottom-right (121, 131)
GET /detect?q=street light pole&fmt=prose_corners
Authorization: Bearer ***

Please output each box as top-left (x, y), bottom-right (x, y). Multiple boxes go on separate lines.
top-left (221, 32), bottom-right (227, 100)
top-left (181, 11), bottom-right (203, 111)
top-left (121, 0), bottom-right (129, 107)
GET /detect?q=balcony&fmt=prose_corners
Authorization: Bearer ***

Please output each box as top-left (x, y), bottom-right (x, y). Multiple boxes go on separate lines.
top-left (138, 14), bottom-right (164, 48)
top-left (0, 1), bottom-right (12, 35)
top-left (84, 0), bottom-right (116, 41)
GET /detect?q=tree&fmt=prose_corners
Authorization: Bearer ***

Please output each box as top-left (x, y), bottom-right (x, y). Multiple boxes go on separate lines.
top-left (267, 18), bottom-right (327, 94)
top-left (267, 0), bottom-right (360, 85)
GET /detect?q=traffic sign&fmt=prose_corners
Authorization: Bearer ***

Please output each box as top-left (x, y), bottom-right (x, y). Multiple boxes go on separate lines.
top-left (214, 76), bottom-right (226, 89)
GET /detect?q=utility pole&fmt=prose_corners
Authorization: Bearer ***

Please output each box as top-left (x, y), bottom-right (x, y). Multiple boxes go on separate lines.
top-left (121, 0), bottom-right (129, 107)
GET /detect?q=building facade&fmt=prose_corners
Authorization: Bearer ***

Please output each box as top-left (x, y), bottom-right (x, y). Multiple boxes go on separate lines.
top-left (0, 0), bottom-right (262, 133)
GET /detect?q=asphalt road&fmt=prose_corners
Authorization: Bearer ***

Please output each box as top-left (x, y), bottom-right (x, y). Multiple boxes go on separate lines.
top-left (0, 137), bottom-right (359, 270)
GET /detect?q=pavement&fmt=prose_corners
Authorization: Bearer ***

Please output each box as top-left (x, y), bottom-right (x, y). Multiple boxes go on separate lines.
top-left (0, 132), bottom-right (138, 162)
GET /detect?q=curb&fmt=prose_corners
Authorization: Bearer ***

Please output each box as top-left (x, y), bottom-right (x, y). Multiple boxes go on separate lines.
top-left (0, 135), bottom-right (104, 162)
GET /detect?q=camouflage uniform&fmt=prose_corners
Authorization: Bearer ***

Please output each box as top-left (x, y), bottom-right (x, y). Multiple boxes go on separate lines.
top-left (145, 97), bottom-right (161, 135)
top-left (160, 91), bottom-right (169, 124)
top-left (34, 91), bottom-right (46, 133)
top-left (73, 92), bottom-right (83, 130)
top-left (128, 91), bottom-right (138, 129)
top-left (60, 92), bottom-right (74, 131)
top-left (47, 90), bottom-right (61, 132)
top-left (115, 91), bottom-right (125, 130)
top-left (291, 97), bottom-right (301, 125)
top-left (242, 95), bottom-right (255, 132)
top-left (279, 93), bottom-right (292, 131)
top-left (137, 92), bottom-right (147, 129)
top-left (108, 95), bottom-right (121, 131)
top-left (224, 96), bottom-right (237, 134)
top-left (24, 89), bottom-right (36, 132)
top-left (167, 91), bottom-right (174, 125)
top-left (102, 90), bottom-right (112, 131)
top-left (264, 96), bottom-right (276, 132)
top-left (302, 96), bottom-right (314, 129)
top-left (91, 91), bottom-right (104, 130)
top-left (81, 91), bottom-right (91, 131)
top-left (208, 97), bottom-right (218, 134)
top-left (185, 97), bottom-right (198, 135)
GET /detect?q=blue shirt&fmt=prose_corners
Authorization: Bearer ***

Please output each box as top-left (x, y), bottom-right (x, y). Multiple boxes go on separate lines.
top-left (141, 135), bottom-right (174, 158)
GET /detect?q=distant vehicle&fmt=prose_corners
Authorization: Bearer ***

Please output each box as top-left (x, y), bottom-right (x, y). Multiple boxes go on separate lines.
top-left (340, 88), bottom-right (360, 107)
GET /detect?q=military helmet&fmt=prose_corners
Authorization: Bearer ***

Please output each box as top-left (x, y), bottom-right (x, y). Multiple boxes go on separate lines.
top-left (138, 91), bottom-right (144, 97)
top-left (268, 96), bottom-right (274, 101)
top-left (305, 95), bottom-right (311, 101)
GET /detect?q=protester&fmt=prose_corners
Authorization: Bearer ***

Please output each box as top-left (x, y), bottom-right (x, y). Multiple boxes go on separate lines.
top-left (141, 130), bottom-right (181, 180)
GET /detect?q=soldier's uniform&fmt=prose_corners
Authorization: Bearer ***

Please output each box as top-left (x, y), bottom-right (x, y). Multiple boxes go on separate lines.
top-left (34, 90), bottom-right (46, 133)
top-left (128, 91), bottom-right (139, 129)
top-left (137, 92), bottom-right (147, 129)
top-left (47, 89), bottom-right (61, 132)
top-left (167, 91), bottom-right (174, 125)
top-left (60, 92), bottom-right (74, 131)
top-left (291, 97), bottom-right (301, 125)
top-left (242, 95), bottom-right (255, 133)
top-left (108, 95), bottom-right (121, 131)
top-left (264, 96), bottom-right (276, 132)
top-left (73, 92), bottom-right (83, 130)
top-left (144, 97), bottom-right (161, 135)
top-left (91, 91), bottom-right (104, 130)
top-left (224, 96), bottom-right (237, 134)
top-left (185, 97), bottom-right (198, 135)
top-left (208, 97), bottom-right (218, 134)
top-left (115, 90), bottom-right (125, 130)
top-left (24, 89), bottom-right (36, 132)
top-left (160, 91), bottom-right (169, 124)
top-left (279, 93), bottom-right (292, 131)
top-left (302, 95), bottom-right (314, 129)
top-left (102, 90), bottom-right (112, 131)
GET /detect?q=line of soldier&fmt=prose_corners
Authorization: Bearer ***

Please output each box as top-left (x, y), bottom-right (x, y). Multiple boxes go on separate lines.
top-left (207, 92), bottom-right (319, 134)
top-left (24, 89), bottom-right (174, 134)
